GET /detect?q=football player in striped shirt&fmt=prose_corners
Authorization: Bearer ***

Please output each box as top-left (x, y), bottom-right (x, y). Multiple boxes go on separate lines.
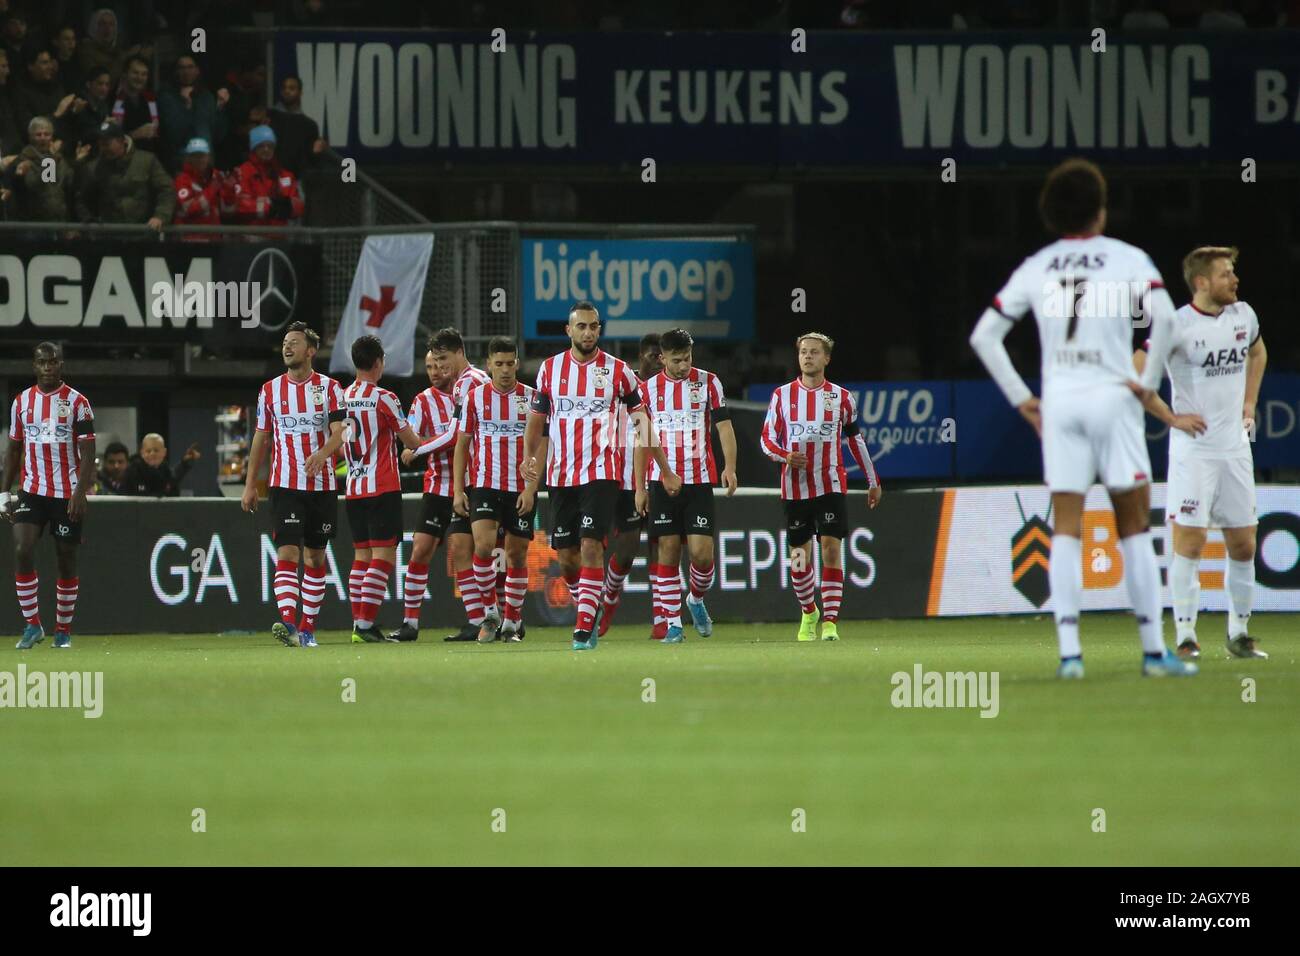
top-left (451, 337), bottom-right (538, 643)
top-left (760, 332), bottom-right (883, 642)
top-left (1131, 246), bottom-right (1268, 660)
top-left (4, 342), bottom-right (96, 649)
top-left (341, 335), bottom-right (433, 644)
top-left (241, 322), bottom-right (346, 648)
top-left (522, 301), bottom-right (662, 651)
top-left (389, 345), bottom-right (462, 643)
top-left (635, 329), bottom-right (737, 643)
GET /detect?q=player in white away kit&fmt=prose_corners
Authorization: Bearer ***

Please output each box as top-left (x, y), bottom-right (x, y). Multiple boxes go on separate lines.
top-left (1132, 247), bottom-right (1268, 660)
top-left (969, 158), bottom-right (1197, 678)
top-left (4, 343), bottom-right (96, 649)
top-left (760, 332), bottom-right (882, 641)
top-left (637, 329), bottom-right (738, 643)
top-left (340, 335), bottom-right (430, 645)
top-left (522, 301), bottom-right (663, 651)
top-left (452, 337), bottom-right (539, 643)
top-left (242, 322), bottom-right (346, 648)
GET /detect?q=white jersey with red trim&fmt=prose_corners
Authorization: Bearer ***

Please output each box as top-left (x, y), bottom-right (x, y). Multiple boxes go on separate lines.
top-left (341, 380), bottom-right (407, 498)
top-left (460, 381), bottom-right (533, 492)
top-left (255, 372), bottom-right (345, 491)
top-left (532, 349), bottom-right (643, 488)
top-left (451, 364), bottom-right (491, 408)
top-left (991, 235), bottom-right (1166, 397)
top-left (640, 368), bottom-right (726, 485)
top-left (407, 386), bottom-right (459, 497)
top-left (760, 379), bottom-right (879, 501)
top-left (9, 384), bottom-right (95, 498)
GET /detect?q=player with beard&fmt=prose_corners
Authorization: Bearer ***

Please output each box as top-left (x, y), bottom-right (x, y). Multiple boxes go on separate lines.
top-left (5, 343), bottom-right (96, 650)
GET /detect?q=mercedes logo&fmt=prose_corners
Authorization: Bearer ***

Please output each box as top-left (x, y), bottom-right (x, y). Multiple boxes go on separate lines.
top-left (246, 247), bottom-right (299, 331)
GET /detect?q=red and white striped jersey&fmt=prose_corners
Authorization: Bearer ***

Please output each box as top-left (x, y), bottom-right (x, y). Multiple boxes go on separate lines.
top-left (451, 364), bottom-right (491, 409)
top-left (460, 381), bottom-right (533, 492)
top-left (8, 384), bottom-right (95, 498)
top-left (341, 380), bottom-right (407, 498)
top-left (531, 349), bottom-right (643, 488)
top-left (255, 372), bottom-right (345, 492)
top-left (760, 379), bottom-right (880, 500)
top-left (640, 368), bottom-right (726, 485)
top-left (615, 381), bottom-right (641, 491)
top-left (407, 386), bottom-right (459, 497)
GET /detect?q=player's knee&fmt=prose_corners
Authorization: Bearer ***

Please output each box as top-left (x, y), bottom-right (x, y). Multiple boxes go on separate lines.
top-left (579, 537), bottom-right (603, 564)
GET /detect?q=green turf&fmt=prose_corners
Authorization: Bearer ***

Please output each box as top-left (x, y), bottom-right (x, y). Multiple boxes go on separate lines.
top-left (1, 613), bottom-right (1296, 865)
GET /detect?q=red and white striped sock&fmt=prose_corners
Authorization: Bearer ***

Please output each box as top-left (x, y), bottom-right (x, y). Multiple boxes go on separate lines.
top-left (575, 566), bottom-right (602, 632)
top-left (791, 564), bottom-right (817, 615)
top-left (503, 566), bottom-right (528, 622)
top-left (55, 577), bottom-right (78, 633)
top-left (603, 555), bottom-right (630, 613)
top-left (403, 561), bottom-right (428, 627)
top-left (15, 572), bottom-right (41, 627)
top-left (348, 559), bottom-right (367, 623)
top-left (688, 560), bottom-right (714, 601)
top-left (657, 564), bottom-right (683, 628)
top-left (297, 564), bottom-right (327, 633)
top-left (564, 569), bottom-right (580, 607)
top-left (457, 569), bottom-right (485, 625)
top-left (473, 554), bottom-right (499, 613)
top-left (821, 566), bottom-right (844, 622)
top-left (649, 568), bottom-right (664, 627)
top-left (274, 560), bottom-right (299, 625)
top-left (358, 558), bottom-right (393, 625)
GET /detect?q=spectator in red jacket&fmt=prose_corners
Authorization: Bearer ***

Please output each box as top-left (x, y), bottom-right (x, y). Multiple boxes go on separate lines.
top-left (223, 124), bottom-right (303, 227)
top-left (172, 137), bottom-right (222, 239)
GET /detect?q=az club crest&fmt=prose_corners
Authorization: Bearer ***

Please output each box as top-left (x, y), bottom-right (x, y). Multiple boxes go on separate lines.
top-left (1011, 493), bottom-right (1052, 608)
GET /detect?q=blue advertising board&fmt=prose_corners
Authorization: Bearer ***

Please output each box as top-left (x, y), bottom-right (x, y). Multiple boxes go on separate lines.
top-left (274, 29), bottom-right (1300, 167)
top-left (522, 238), bottom-right (754, 340)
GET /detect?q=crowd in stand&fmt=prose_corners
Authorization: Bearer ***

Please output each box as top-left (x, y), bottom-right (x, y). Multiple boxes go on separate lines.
top-left (0, 3), bottom-right (325, 232)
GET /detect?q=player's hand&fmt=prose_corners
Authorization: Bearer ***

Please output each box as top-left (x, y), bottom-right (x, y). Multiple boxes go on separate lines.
top-left (720, 468), bottom-right (738, 497)
top-left (786, 450), bottom-right (808, 469)
top-left (241, 485), bottom-right (259, 513)
top-left (67, 490), bottom-right (88, 521)
top-left (401, 448), bottom-right (418, 466)
top-left (304, 451), bottom-right (328, 477)
top-left (522, 455), bottom-right (539, 483)
top-left (1170, 413), bottom-right (1207, 437)
top-left (662, 470), bottom-right (682, 496)
top-left (635, 486), bottom-right (648, 516)
top-left (183, 442), bottom-right (201, 462)
top-left (868, 484), bottom-right (883, 509)
top-left (1017, 397), bottom-right (1042, 437)
top-left (0, 493), bottom-right (15, 524)
top-left (453, 490), bottom-right (470, 518)
top-left (516, 489), bottom-right (535, 516)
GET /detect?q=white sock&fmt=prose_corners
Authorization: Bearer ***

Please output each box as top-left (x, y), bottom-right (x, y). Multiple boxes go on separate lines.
top-left (1049, 535), bottom-right (1082, 659)
top-left (1169, 553), bottom-right (1200, 641)
top-left (1120, 531), bottom-right (1165, 655)
top-left (1226, 557), bottom-right (1255, 637)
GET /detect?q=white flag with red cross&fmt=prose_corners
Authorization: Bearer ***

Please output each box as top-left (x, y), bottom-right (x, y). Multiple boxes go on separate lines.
top-left (330, 233), bottom-right (435, 377)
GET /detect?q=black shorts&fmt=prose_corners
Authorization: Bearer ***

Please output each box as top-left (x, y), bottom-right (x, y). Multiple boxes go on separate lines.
top-left (270, 487), bottom-right (338, 549)
top-left (615, 489), bottom-right (644, 533)
top-left (416, 493), bottom-right (451, 540)
top-left (648, 482), bottom-right (715, 537)
top-left (784, 493), bottom-right (849, 547)
top-left (469, 487), bottom-right (535, 539)
top-left (447, 496), bottom-right (472, 537)
top-left (345, 491), bottom-right (403, 548)
top-left (547, 479), bottom-right (619, 551)
top-left (12, 490), bottom-right (82, 543)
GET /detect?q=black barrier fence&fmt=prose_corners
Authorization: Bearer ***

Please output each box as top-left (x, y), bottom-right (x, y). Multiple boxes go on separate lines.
top-left (0, 491), bottom-right (939, 634)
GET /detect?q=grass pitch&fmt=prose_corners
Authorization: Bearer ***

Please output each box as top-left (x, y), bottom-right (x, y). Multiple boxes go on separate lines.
top-left (2, 613), bottom-right (1296, 866)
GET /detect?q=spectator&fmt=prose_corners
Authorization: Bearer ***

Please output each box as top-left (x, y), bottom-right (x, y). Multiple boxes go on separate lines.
top-left (0, 48), bottom-right (20, 152)
top-left (13, 115), bottom-right (86, 220)
top-left (110, 54), bottom-right (158, 153)
top-left (267, 73), bottom-right (325, 177)
top-left (224, 124), bottom-right (303, 227)
top-left (1, 9), bottom-right (27, 67)
top-left (70, 66), bottom-right (111, 153)
top-left (157, 54), bottom-right (228, 171)
top-left (12, 47), bottom-right (70, 139)
top-left (94, 440), bottom-right (130, 495)
top-left (75, 118), bottom-right (173, 229)
top-left (79, 8), bottom-right (147, 88)
top-left (123, 433), bottom-right (199, 497)
top-left (214, 53), bottom-right (265, 171)
top-left (1199, 0), bottom-right (1248, 29)
top-left (51, 23), bottom-right (83, 94)
top-left (172, 136), bottom-right (221, 236)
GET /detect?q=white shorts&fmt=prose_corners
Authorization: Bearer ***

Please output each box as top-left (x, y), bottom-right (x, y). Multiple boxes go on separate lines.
top-left (1041, 386), bottom-right (1151, 494)
top-left (1166, 454), bottom-right (1257, 528)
